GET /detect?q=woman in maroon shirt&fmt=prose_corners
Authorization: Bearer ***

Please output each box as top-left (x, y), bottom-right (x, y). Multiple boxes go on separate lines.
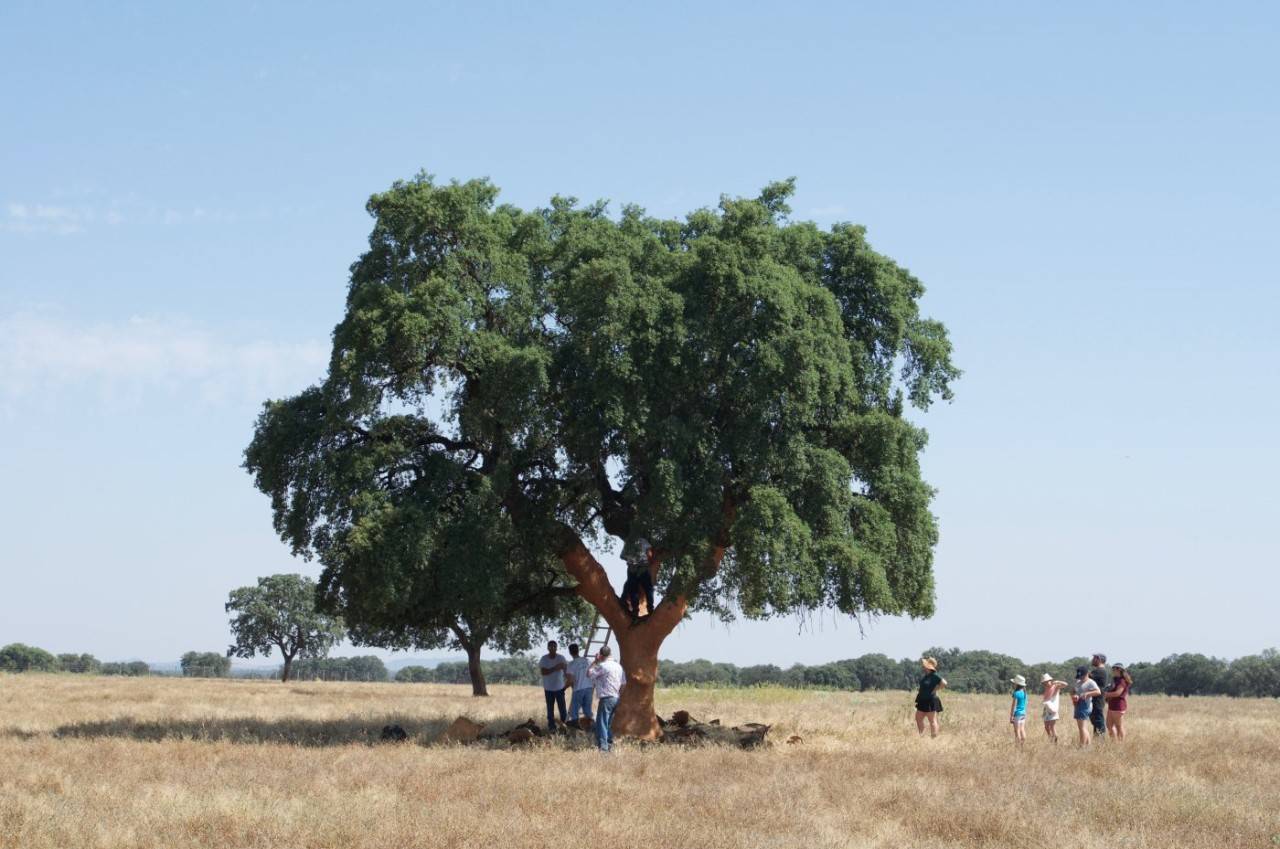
top-left (1104, 663), bottom-right (1133, 741)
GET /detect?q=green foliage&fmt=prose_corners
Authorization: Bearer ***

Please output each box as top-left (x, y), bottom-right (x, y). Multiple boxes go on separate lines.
top-left (657, 658), bottom-right (740, 686)
top-left (428, 655), bottom-right (540, 686)
top-left (0, 643), bottom-right (60, 673)
top-left (1220, 650), bottom-right (1280, 698)
top-left (291, 655), bottom-right (388, 682)
top-left (243, 174), bottom-right (958, 647)
top-left (100, 661), bottom-right (150, 676)
top-left (57, 653), bottom-right (101, 674)
top-left (225, 574), bottom-right (345, 680)
top-left (393, 665), bottom-right (434, 682)
top-left (180, 651), bottom-right (231, 678)
top-left (1158, 653), bottom-right (1228, 697)
top-left (849, 653), bottom-right (903, 690)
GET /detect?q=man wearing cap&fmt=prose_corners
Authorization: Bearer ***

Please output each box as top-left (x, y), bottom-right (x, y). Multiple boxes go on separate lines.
top-left (1089, 653), bottom-right (1109, 739)
top-left (564, 643), bottom-right (594, 726)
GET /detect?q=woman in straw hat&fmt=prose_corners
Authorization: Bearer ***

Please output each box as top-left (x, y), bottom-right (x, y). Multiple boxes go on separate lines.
top-left (914, 657), bottom-right (947, 738)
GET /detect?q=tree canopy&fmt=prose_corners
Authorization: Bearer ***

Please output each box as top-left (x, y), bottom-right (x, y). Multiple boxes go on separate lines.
top-left (245, 174), bottom-right (958, 735)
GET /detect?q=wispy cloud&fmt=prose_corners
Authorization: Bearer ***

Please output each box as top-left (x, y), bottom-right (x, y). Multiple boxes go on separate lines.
top-left (3, 202), bottom-right (101, 235)
top-left (3, 193), bottom-right (308, 236)
top-left (0, 310), bottom-right (328, 410)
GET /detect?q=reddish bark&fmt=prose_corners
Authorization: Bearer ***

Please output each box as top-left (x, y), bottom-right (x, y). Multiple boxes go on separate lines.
top-left (555, 498), bottom-right (734, 740)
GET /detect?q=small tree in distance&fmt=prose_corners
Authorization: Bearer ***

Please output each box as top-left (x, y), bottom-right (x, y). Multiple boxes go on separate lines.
top-left (181, 651), bottom-right (231, 678)
top-left (226, 574), bottom-right (344, 682)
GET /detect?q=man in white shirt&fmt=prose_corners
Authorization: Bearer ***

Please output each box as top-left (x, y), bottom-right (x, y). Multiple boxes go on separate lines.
top-left (564, 643), bottom-right (594, 725)
top-left (538, 641), bottom-right (569, 732)
top-left (586, 645), bottom-right (626, 751)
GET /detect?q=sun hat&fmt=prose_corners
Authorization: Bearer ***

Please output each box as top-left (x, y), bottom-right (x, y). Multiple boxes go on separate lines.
top-left (1010, 675), bottom-right (1027, 687)
top-left (1111, 662), bottom-right (1126, 671)
top-left (1040, 673), bottom-right (1054, 683)
top-left (921, 656), bottom-right (938, 671)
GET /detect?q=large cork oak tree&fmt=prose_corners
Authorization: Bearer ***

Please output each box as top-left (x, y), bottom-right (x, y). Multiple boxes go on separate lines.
top-left (245, 175), bottom-right (958, 737)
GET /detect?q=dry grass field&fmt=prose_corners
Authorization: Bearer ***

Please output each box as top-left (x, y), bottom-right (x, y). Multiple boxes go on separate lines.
top-left (1, 674), bottom-right (1277, 849)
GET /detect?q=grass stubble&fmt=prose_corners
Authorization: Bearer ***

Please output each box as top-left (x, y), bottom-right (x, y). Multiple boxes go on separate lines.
top-left (1, 675), bottom-right (1277, 848)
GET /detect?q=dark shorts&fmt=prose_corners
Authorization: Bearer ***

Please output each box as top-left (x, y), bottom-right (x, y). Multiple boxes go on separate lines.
top-left (915, 696), bottom-right (943, 713)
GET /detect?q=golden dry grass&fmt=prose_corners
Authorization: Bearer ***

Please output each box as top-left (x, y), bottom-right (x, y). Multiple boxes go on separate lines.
top-left (1, 674), bottom-right (1277, 848)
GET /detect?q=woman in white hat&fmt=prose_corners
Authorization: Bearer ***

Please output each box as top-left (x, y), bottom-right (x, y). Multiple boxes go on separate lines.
top-left (1039, 672), bottom-right (1069, 743)
top-left (1009, 675), bottom-right (1029, 744)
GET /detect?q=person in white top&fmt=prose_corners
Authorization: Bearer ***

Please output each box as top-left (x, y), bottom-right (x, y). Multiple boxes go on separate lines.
top-left (586, 645), bottom-right (626, 752)
top-left (538, 641), bottom-right (569, 732)
top-left (1040, 672), bottom-right (1069, 744)
top-left (564, 643), bottom-right (594, 725)
top-left (1072, 665), bottom-right (1103, 747)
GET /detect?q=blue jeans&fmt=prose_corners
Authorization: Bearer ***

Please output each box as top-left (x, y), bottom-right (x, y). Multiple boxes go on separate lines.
top-left (544, 688), bottom-right (567, 731)
top-left (595, 696), bottom-right (618, 751)
top-left (569, 688), bottom-right (594, 722)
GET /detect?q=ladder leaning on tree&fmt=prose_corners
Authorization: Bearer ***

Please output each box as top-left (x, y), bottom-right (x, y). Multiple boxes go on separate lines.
top-left (581, 613), bottom-right (612, 660)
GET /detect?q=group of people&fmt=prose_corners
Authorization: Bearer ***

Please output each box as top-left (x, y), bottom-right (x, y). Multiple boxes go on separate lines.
top-left (915, 653), bottom-right (1133, 746)
top-left (538, 640), bottom-right (626, 752)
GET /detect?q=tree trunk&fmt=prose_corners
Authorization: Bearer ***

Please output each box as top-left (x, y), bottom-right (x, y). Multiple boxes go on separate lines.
top-left (281, 654), bottom-right (293, 683)
top-left (555, 534), bottom-right (688, 740)
top-left (551, 498), bottom-right (734, 741)
top-left (465, 643), bottom-right (489, 697)
top-left (610, 619), bottom-right (671, 738)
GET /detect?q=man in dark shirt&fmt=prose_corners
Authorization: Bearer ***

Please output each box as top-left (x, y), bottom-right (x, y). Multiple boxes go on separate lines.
top-left (1089, 653), bottom-right (1109, 738)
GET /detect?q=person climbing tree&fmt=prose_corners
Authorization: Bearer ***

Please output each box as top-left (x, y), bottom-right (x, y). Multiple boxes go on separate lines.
top-left (620, 536), bottom-right (655, 617)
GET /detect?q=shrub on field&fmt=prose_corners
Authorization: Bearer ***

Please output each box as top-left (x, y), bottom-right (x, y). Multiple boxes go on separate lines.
top-left (0, 643), bottom-right (61, 673)
top-left (292, 655), bottom-right (388, 682)
top-left (432, 656), bottom-right (538, 685)
top-left (737, 664), bottom-right (785, 687)
top-left (101, 660), bottom-right (150, 676)
top-left (849, 653), bottom-right (901, 691)
top-left (1221, 650), bottom-right (1280, 698)
top-left (1159, 653), bottom-right (1228, 697)
top-left (57, 653), bottom-right (101, 674)
top-left (180, 651), bottom-right (232, 678)
top-left (658, 659), bottom-right (739, 687)
top-left (394, 665), bottom-right (434, 683)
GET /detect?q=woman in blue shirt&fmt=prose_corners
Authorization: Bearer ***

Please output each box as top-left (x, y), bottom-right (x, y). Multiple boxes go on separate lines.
top-left (1009, 675), bottom-right (1028, 745)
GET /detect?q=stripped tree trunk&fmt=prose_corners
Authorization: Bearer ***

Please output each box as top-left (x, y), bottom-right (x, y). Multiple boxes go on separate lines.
top-left (555, 500), bottom-right (732, 739)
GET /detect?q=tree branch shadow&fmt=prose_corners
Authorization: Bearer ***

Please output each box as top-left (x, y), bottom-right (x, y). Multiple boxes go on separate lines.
top-left (48, 713), bottom-right (590, 748)
top-left (52, 715), bottom-right (453, 747)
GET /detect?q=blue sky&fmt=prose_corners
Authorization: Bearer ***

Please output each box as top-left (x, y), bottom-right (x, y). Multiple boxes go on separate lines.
top-left (2, 2), bottom-right (1277, 668)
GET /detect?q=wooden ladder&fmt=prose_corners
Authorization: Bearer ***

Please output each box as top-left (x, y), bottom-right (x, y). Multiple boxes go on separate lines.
top-left (581, 613), bottom-right (613, 659)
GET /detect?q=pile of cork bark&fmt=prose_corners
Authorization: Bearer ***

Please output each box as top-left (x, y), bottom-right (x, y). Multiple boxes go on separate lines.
top-left (394, 711), bottom-right (789, 748)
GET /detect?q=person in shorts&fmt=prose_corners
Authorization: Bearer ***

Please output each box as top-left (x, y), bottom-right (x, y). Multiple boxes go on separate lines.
top-left (1104, 663), bottom-right (1132, 741)
top-left (1009, 675), bottom-right (1029, 745)
top-left (914, 657), bottom-right (947, 738)
top-left (1072, 665), bottom-right (1102, 747)
top-left (1040, 672), bottom-right (1070, 744)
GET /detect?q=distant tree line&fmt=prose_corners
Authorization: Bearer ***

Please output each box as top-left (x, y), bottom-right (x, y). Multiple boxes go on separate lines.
top-left (4, 642), bottom-right (1278, 698)
top-left (290, 655), bottom-right (389, 682)
top-left (395, 656), bottom-right (544, 686)
top-left (652, 648), bottom-right (1280, 698)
